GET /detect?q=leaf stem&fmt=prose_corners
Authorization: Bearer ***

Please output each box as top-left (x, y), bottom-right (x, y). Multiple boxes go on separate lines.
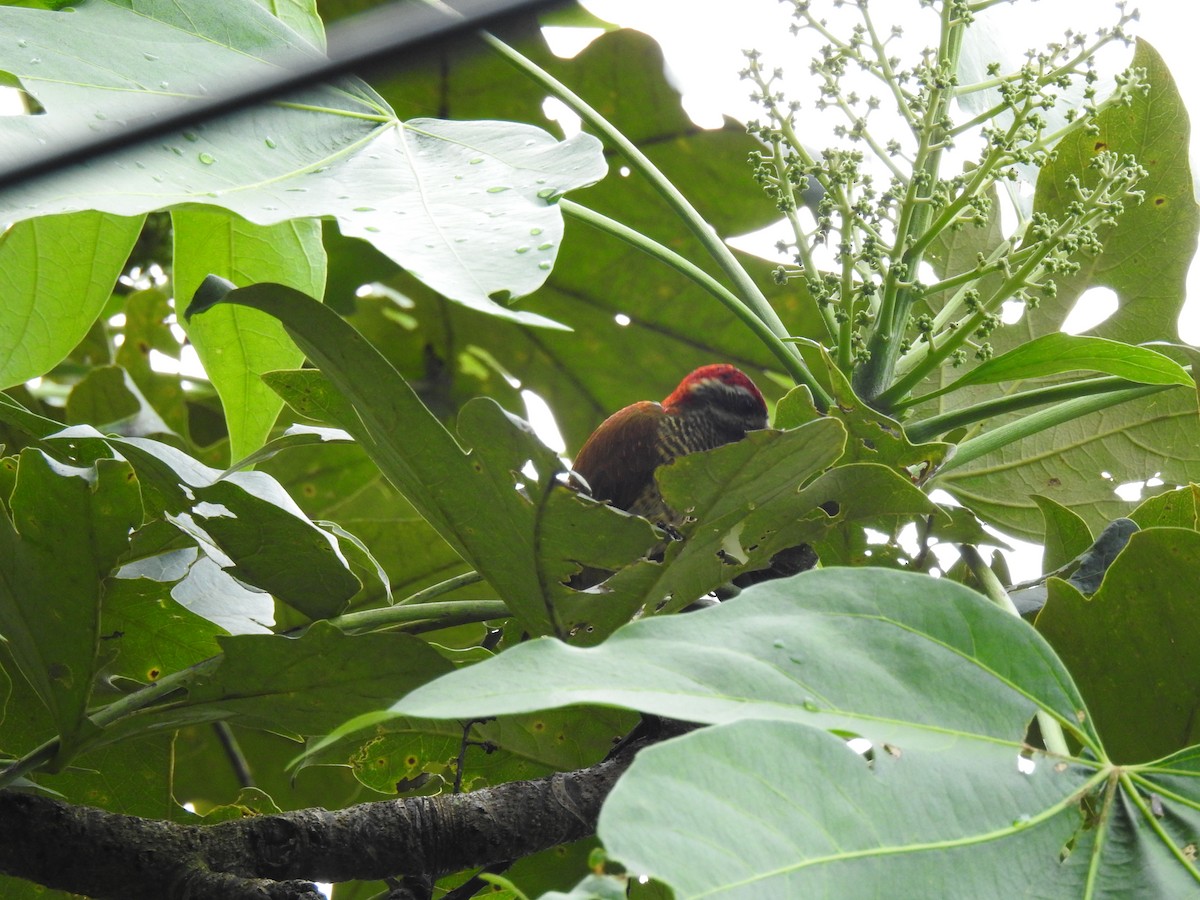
top-left (932, 382), bottom-right (1173, 473)
top-left (330, 599), bottom-right (512, 633)
top-left (479, 31), bottom-right (832, 410)
top-left (903, 374), bottom-right (1150, 440)
top-left (559, 201), bottom-right (816, 386)
top-left (394, 570), bottom-right (485, 605)
top-left (957, 545), bottom-right (1071, 756)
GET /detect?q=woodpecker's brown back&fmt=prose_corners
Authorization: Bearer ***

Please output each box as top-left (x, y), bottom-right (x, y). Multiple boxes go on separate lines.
top-left (571, 365), bottom-right (768, 524)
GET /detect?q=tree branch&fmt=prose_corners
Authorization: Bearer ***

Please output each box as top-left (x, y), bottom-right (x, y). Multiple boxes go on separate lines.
top-left (0, 724), bottom-right (685, 900)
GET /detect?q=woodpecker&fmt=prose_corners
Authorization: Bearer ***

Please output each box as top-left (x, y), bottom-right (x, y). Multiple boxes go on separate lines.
top-left (571, 364), bottom-right (769, 525)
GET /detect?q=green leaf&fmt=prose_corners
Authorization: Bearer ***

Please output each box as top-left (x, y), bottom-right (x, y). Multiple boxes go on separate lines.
top-left (539, 874), bottom-right (627, 900)
top-left (393, 568), bottom-right (1092, 748)
top-left (172, 208), bottom-right (327, 461)
top-left (164, 555), bottom-right (275, 635)
top-left (99, 572), bottom-right (225, 686)
top-left (390, 566), bottom-right (1200, 897)
top-left (105, 435), bottom-right (361, 619)
top-left (0, 1), bottom-right (605, 322)
top-left (1033, 494), bottom-right (1094, 572)
top-left (1130, 483), bottom-right (1200, 529)
top-left (776, 348), bottom-right (951, 473)
top-left (224, 425), bottom-right (352, 474)
top-left (0, 212), bottom-right (143, 390)
top-left (601, 719), bottom-right (1095, 898)
top-left (113, 288), bottom-right (191, 440)
top-left (307, 706), bottom-right (635, 796)
top-left (1036, 527), bottom-right (1200, 763)
top-left (925, 333), bottom-right (1193, 400)
top-left (252, 0), bottom-right (324, 50)
top-left (0, 450), bottom-right (141, 745)
top-left (65, 365), bottom-right (173, 437)
top-left (171, 722), bottom-right (361, 814)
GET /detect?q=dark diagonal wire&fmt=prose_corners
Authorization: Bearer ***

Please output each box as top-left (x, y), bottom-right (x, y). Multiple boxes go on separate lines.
top-left (0, 0), bottom-right (563, 194)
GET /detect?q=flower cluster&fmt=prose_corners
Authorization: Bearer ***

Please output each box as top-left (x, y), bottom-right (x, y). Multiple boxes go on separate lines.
top-left (741, 0), bottom-right (1146, 408)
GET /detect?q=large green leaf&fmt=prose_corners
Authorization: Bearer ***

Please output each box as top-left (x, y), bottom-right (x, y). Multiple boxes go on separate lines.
top-left (393, 567), bottom-right (1200, 898)
top-left (0, 0), bottom-right (606, 322)
top-left (601, 719), bottom-right (1182, 899)
top-left (173, 208), bottom-right (327, 460)
top-left (394, 568), bottom-right (1090, 746)
top-left (0, 212), bottom-right (143, 390)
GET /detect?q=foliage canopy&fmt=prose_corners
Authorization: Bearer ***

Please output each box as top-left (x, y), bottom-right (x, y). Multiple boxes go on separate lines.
top-left (1, 0), bottom-right (1200, 897)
